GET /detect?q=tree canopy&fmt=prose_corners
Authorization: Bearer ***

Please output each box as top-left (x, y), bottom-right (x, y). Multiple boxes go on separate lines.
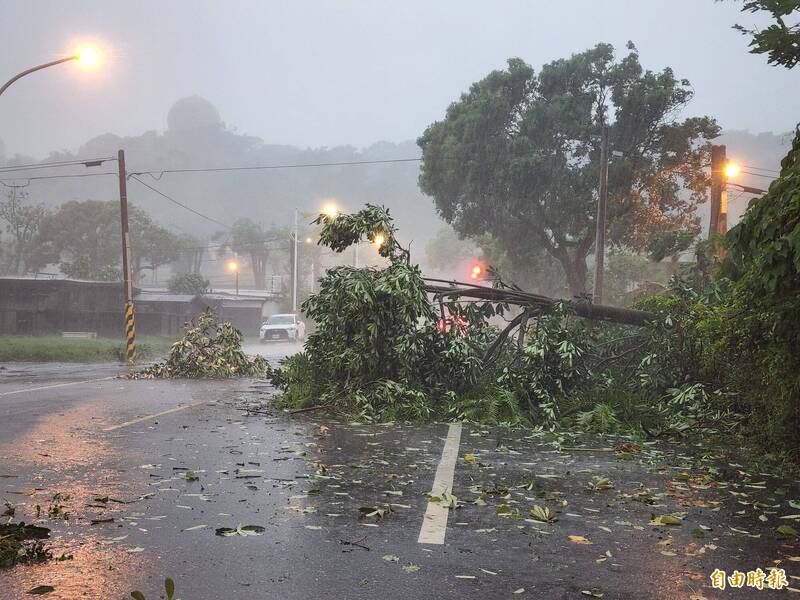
top-left (222, 219), bottom-right (287, 290)
top-left (30, 200), bottom-right (181, 281)
top-left (418, 43), bottom-right (718, 295)
top-left (734, 0), bottom-right (800, 69)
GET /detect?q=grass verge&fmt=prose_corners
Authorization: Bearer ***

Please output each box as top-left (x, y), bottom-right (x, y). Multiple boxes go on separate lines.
top-left (0, 336), bottom-right (175, 363)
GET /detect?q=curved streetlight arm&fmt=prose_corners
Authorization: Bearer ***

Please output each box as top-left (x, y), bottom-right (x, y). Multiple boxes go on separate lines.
top-left (0, 55), bottom-right (77, 98)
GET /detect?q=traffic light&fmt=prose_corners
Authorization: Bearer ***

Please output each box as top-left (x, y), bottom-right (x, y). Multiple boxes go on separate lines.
top-left (469, 262), bottom-right (484, 280)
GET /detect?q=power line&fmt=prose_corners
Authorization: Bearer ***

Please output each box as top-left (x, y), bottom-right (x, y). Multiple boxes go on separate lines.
top-left (0, 156), bottom-right (425, 184)
top-left (0, 156), bottom-right (115, 173)
top-left (128, 156), bottom-right (423, 178)
top-left (0, 171), bottom-right (118, 184)
top-left (740, 170), bottom-right (777, 180)
top-left (129, 175), bottom-right (232, 230)
top-left (742, 164), bottom-right (780, 174)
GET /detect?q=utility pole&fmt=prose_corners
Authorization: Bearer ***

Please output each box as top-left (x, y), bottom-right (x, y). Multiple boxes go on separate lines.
top-left (292, 208), bottom-right (298, 314)
top-left (709, 144), bottom-right (727, 239)
top-left (117, 149), bottom-right (136, 364)
top-left (592, 125), bottom-right (610, 304)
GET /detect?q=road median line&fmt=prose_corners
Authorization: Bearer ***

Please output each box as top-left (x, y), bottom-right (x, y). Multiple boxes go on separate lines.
top-left (418, 422), bottom-right (462, 545)
top-left (103, 400), bottom-right (207, 431)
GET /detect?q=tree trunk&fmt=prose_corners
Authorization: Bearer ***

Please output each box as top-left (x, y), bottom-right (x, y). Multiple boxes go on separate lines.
top-left (563, 259), bottom-right (587, 297)
top-left (250, 253), bottom-right (266, 289)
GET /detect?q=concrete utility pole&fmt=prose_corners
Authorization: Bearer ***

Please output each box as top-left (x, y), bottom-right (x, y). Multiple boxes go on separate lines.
top-left (709, 144), bottom-right (727, 238)
top-left (117, 149), bottom-right (136, 364)
top-left (592, 125), bottom-right (610, 304)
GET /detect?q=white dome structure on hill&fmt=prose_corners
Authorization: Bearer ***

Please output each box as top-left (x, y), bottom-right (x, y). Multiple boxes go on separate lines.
top-left (167, 96), bottom-right (222, 132)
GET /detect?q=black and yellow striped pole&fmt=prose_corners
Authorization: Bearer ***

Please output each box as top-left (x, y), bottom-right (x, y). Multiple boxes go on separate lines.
top-left (124, 301), bottom-right (136, 363)
top-left (118, 149), bottom-right (136, 365)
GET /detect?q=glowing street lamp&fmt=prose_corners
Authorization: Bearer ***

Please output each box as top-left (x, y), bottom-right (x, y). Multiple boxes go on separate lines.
top-left (323, 203), bottom-right (340, 219)
top-left (0, 44), bottom-right (102, 97)
top-left (75, 45), bottom-right (101, 69)
top-left (724, 161), bottom-right (740, 179)
top-left (227, 259), bottom-right (240, 296)
top-left (372, 232), bottom-right (386, 248)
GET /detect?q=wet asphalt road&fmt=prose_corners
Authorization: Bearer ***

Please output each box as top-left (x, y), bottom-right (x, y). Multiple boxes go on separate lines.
top-left (0, 343), bottom-right (799, 599)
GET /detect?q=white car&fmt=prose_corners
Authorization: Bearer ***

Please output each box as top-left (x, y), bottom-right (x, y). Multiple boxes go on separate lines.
top-left (260, 313), bottom-right (306, 343)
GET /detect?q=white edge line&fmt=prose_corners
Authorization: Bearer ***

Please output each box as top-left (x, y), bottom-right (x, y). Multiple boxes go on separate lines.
top-left (103, 400), bottom-right (207, 431)
top-left (0, 376), bottom-right (116, 397)
top-left (418, 422), bottom-right (462, 545)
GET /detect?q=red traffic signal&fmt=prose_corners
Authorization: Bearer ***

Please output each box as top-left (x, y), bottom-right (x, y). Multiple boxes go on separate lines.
top-left (469, 262), bottom-right (484, 280)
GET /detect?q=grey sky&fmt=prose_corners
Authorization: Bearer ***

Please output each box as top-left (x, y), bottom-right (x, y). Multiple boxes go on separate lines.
top-left (1, 0), bottom-right (797, 159)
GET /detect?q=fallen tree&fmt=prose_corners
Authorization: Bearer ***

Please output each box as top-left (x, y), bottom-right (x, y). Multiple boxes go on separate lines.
top-left (424, 278), bottom-right (653, 326)
top-left (270, 205), bottom-right (740, 439)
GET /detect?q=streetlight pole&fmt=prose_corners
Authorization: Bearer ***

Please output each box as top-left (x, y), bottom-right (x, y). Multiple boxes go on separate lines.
top-left (227, 259), bottom-right (240, 296)
top-left (0, 47), bottom-right (99, 98)
top-left (292, 208), bottom-right (299, 314)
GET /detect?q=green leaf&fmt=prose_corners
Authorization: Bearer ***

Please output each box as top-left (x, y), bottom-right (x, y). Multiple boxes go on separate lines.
top-left (777, 524), bottom-right (798, 537)
top-left (215, 524), bottom-right (265, 537)
top-left (530, 505), bottom-right (558, 523)
top-left (165, 578), bottom-right (175, 600)
top-left (650, 514), bottom-right (682, 526)
top-left (27, 586), bottom-right (55, 596)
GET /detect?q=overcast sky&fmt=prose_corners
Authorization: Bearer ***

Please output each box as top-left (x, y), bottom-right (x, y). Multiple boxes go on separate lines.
top-left (1, 0), bottom-right (797, 159)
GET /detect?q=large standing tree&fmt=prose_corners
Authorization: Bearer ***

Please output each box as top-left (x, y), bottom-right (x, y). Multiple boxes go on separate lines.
top-left (30, 200), bottom-right (180, 281)
top-left (134, 221), bottom-right (182, 283)
top-left (224, 219), bottom-right (286, 289)
top-left (418, 43), bottom-right (719, 296)
top-left (0, 188), bottom-right (48, 275)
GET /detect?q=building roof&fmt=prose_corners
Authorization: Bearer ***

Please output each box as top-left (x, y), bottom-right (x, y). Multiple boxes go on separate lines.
top-left (134, 292), bottom-right (197, 303)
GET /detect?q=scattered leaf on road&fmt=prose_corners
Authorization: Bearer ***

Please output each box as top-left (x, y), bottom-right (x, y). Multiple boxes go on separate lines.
top-left (568, 535), bottom-right (592, 545)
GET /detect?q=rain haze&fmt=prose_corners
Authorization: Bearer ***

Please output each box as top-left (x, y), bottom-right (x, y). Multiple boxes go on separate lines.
top-left (3, 3), bottom-right (800, 599)
top-left (1, 0), bottom-right (798, 156)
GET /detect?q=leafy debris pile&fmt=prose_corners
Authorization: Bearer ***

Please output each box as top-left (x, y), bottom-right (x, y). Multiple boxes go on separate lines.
top-left (131, 309), bottom-right (269, 379)
top-left (0, 522), bottom-right (51, 568)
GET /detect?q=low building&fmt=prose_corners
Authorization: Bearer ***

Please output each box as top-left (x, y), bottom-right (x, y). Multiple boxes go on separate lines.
top-left (0, 277), bottom-right (274, 338)
top-left (0, 277), bottom-right (125, 336)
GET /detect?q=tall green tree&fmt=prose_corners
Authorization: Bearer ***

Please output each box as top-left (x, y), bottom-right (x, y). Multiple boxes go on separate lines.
top-left (418, 44), bottom-right (718, 296)
top-left (31, 200), bottom-right (180, 281)
top-left (134, 221), bottom-right (182, 283)
top-left (171, 233), bottom-right (206, 275)
top-left (0, 188), bottom-right (48, 275)
top-left (224, 218), bottom-right (285, 289)
top-left (32, 200), bottom-right (122, 277)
